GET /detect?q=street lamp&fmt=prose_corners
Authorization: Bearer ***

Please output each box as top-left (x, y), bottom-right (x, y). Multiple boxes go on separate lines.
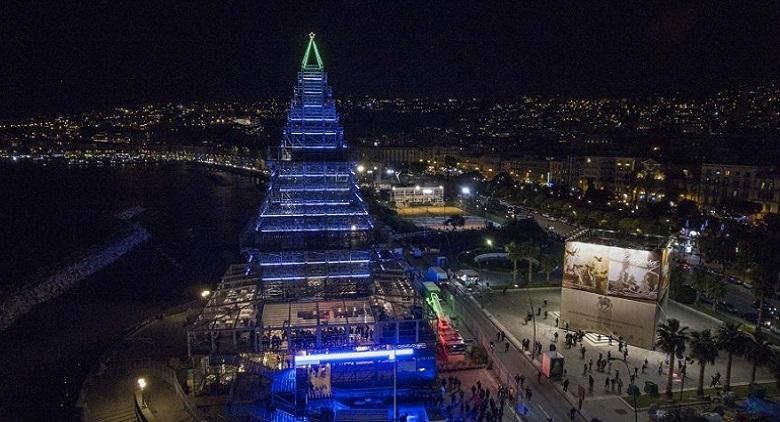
top-left (200, 289), bottom-right (211, 299)
top-left (486, 239), bottom-right (493, 248)
top-left (137, 377), bottom-right (147, 408)
top-left (609, 358), bottom-right (637, 422)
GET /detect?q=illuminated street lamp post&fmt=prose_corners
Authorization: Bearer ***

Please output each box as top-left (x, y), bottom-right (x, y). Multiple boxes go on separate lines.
top-left (137, 377), bottom-right (147, 408)
top-left (200, 289), bottom-right (211, 299)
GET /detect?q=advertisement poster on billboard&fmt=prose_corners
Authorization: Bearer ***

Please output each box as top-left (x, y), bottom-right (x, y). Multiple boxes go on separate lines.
top-left (563, 241), bottom-right (667, 302)
top-left (562, 242), bottom-right (609, 294)
top-left (606, 247), bottom-right (661, 301)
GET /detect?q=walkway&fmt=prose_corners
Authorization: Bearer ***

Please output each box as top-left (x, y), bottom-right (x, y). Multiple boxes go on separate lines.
top-left (80, 312), bottom-right (198, 422)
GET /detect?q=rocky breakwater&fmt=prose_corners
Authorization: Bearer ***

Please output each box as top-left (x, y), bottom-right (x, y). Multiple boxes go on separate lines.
top-left (0, 223), bottom-right (151, 331)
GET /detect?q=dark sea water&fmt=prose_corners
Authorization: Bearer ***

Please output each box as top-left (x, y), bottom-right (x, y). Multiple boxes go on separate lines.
top-left (0, 162), bottom-right (263, 421)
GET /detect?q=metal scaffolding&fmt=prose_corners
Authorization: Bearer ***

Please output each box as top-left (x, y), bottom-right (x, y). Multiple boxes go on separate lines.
top-left (241, 33), bottom-right (374, 301)
top-left (187, 264), bottom-right (261, 356)
top-left (189, 35), bottom-right (437, 419)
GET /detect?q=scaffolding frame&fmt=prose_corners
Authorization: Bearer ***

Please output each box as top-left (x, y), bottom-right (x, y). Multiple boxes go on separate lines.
top-left (187, 264), bottom-right (262, 356)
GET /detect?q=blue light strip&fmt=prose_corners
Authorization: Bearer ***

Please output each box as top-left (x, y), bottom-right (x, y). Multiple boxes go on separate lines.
top-left (261, 212), bottom-right (368, 217)
top-left (294, 348), bottom-right (414, 366)
top-left (262, 273), bottom-right (371, 281)
top-left (260, 226), bottom-right (370, 233)
top-left (279, 188), bottom-right (350, 192)
top-left (278, 173), bottom-right (351, 177)
top-left (259, 259), bottom-right (371, 266)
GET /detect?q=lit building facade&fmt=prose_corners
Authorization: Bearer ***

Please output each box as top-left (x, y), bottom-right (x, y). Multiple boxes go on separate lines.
top-left (390, 185), bottom-right (444, 207)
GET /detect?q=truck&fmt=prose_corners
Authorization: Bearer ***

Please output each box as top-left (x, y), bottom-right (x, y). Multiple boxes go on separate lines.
top-left (426, 266), bottom-right (448, 283)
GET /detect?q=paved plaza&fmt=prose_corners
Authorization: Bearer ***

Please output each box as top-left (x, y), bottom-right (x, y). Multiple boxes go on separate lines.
top-left (481, 288), bottom-right (774, 407)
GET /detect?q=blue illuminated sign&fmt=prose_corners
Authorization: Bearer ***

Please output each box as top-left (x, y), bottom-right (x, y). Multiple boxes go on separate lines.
top-left (294, 348), bottom-right (414, 366)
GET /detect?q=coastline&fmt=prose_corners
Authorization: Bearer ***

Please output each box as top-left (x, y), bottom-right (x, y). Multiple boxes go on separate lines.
top-left (0, 223), bottom-right (151, 331)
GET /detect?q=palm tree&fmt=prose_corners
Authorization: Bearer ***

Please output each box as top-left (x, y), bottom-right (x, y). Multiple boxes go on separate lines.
top-left (752, 276), bottom-right (779, 331)
top-left (689, 329), bottom-right (719, 396)
top-left (504, 241), bottom-right (522, 287)
top-left (656, 318), bottom-right (689, 399)
top-left (688, 266), bottom-right (710, 305)
top-left (745, 330), bottom-right (778, 384)
top-left (716, 322), bottom-right (749, 391)
top-left (517, 240), bottom-right (540, 284)
top-left (705, 277), bottom-right (727, 311)
top-left (540, 255), bottom-right (557, 282)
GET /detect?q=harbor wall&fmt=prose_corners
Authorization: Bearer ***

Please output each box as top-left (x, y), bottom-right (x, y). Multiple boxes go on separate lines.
top-left (0, 223), bottom-right (151, 331)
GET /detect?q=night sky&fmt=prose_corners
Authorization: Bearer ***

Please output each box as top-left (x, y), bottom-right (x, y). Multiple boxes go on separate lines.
top-left (2, 2), bottom-right (779, 117)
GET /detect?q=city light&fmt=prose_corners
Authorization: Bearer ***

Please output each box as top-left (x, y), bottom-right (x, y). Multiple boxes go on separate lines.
top-left (461, 186), bottom-right (471, 195)
top-left (356, 164), bottom-right (365, 173)
top-left (200, 289), bottom-right (211, 299)
top-left (486, 239), bottom-right (493, 247)
top-left (137, 378), bottom-right (146, 389)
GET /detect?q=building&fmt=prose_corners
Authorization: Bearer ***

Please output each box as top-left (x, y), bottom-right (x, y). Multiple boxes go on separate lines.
top-left (187, 34), bottom-right (435, 421)
top-left (559, 230), bottom-right (673, 348)
top-left (390, 185), bottom-right (444, 207)
top-left (551, 155), bottom-right (667, 204)
top-left (698, 163), bottom-right (779, 215)
top-left (753, 171), bottom-right (780, 214)
top-left (505, 157), bottom-right (555, 185)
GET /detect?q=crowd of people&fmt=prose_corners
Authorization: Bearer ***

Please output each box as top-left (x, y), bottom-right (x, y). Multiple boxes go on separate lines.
top-left (436, 375), bottom-right (515, 422)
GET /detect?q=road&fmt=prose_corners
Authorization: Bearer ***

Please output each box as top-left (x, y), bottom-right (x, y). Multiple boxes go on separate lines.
top-left (447, 285), bottom-right (591, 422)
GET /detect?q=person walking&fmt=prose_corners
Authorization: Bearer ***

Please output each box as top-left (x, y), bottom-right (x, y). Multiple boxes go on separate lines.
top-left (525, 387), bottom-right (532, 401)
top-left (588, 375), bottom-right (594, 393)
top-left (505, 342), bottom-right (510, 352)
top-left (604, 376), bottom-right (610, 392)
top-left (563, 378), bottom-right (570, 392)
top-left (570, 406), bottom-right (577, 421)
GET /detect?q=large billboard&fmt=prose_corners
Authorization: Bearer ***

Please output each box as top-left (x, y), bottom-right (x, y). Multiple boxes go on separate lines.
top-left (563, 241), bottom-right (666, 302)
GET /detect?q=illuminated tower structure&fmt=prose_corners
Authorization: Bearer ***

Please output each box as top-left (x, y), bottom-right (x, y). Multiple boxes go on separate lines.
top-left (190, 35), bottom-right (435, 420)
top-left (242, 33), bottom-right (374, 301)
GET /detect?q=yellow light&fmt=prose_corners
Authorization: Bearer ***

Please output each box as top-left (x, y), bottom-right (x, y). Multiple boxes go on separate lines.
top-left (137, 378), bottom-right (147, 390)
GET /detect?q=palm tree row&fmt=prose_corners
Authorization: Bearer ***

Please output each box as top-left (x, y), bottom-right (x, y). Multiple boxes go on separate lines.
top-left (657, 319), bottom-right (780, 399)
